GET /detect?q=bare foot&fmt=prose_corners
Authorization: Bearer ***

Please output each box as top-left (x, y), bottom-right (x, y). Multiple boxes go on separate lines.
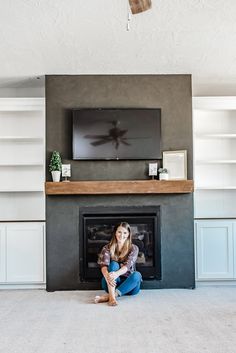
top-left (108, 297), bottom-right (118, 306)
top-left (94, 294), bottom-right (109, 304)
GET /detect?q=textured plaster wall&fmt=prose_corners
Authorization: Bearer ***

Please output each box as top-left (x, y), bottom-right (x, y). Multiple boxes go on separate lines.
top-left (46, 75), bottom-right (193, 180)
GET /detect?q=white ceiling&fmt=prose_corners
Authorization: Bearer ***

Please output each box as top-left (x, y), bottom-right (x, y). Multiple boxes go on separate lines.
top-left (0, 0), bottom-right (236, 96)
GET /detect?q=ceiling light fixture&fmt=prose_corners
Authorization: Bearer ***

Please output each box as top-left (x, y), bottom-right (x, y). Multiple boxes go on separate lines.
top-left (126, 0), bottom-right (152, 31)
top-left (128, 0), bottom-right (152, 14)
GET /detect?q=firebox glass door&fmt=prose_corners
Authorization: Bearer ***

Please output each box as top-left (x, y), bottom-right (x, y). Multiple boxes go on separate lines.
top-left (82, 215), bottom-right (160, 281)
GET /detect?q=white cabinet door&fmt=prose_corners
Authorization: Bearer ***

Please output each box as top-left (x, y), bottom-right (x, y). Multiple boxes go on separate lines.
top-left (195, 221), bottom-right (234, 280)
top-left (6, 223), bottom-right (45, 283)
top-left (0, 225), bottom-right (6, 282)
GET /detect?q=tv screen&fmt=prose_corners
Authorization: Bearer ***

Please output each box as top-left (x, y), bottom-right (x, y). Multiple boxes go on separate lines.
top-left (72, 108), bottom-right (161, 160)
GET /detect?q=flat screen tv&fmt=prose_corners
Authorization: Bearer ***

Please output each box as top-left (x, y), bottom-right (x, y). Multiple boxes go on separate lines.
top-left (72, 108), bottom-right (161, 160)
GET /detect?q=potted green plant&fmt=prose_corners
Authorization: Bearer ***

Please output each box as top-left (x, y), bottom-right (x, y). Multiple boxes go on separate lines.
top-left (158, 167), bottom-right (169, 181)
top-left (49, 151), bottom-right (62, 182)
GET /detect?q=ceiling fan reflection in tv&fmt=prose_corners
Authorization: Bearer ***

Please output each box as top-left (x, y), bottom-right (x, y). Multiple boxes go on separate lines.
top-left (84, 120), bottom-right (151, 150)
top-left (72, 108), bottom-right (161, 160)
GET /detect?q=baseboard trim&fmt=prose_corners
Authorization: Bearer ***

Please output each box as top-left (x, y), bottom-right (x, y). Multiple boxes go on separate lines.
top-left (196, 280), bottom-right (236, 287)
top-left (0, 284), bottom-right (46, 290)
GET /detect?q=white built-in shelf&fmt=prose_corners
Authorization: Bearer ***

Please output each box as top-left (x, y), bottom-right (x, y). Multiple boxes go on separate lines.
top-left (196, 186), bottom-right (236, 190)
top-left (0, 98), bottom-right (45, 111)
top-left (0, 189), bottom-right (44, 193)
top-left (0, 163), bottom-right (43, 167)
top-left (195, 134), bottom-right (236, 139)
top-left (0, 136), bottom-right (43, 141)
top-left (193, 96), bottom-right (236, 219)
top-left (194, 97), bottom-right (236, 282)
top-left (0, 98), bottom-right (45, 221)
top-left (196, 160), bottom-right (236, 164)
top-left (193, 96), bottom-right (236, 110)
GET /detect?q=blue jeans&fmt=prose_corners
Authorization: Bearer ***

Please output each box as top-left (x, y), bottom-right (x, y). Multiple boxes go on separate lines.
top-left (101, 261), bottom-right (142, 296)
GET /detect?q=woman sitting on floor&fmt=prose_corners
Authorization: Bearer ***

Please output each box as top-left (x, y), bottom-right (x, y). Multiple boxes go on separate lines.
top-left (95, 221), bottom-right (142, 306)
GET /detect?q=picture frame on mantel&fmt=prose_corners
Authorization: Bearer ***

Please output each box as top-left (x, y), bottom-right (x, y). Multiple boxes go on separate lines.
top-left (163, 150), bottom-right (187, 180)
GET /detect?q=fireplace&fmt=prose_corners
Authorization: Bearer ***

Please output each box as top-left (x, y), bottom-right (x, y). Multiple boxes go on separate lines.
top-left (79, 206), bottom-right (161, 283)
top-left (46, 75), bottom-right (195, 291)
top-left (46, 193), bottom-right (194, 291)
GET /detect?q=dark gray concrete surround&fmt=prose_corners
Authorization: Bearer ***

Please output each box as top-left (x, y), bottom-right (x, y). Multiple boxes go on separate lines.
top-left (46, 75), bottom-right (194, 291)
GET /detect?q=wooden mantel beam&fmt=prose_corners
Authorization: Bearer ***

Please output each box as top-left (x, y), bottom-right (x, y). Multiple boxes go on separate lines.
top-left (45, 180), bottom-right (194, 195)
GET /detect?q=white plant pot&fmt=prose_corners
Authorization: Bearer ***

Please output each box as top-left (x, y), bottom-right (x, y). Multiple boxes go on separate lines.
top-left (51, 171), bottom-right (61, 182)
top-left (159, 173), bottom-right (169, 181)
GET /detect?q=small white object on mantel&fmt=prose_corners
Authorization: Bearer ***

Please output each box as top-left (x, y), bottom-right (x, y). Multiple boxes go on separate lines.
top-left (159, 173), bottom-right (169, 181)
top-left (149, 162), bottom-right (158, 179)
top-left (62, 164), bottom-right (71, 182)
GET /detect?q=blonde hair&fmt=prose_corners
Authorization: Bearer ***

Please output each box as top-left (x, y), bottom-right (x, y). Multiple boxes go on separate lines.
top-left (109, 222), bottom-right (132, 262)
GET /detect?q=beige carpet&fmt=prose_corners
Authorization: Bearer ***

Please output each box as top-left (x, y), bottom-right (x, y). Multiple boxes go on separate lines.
top-left (0, 287), bottom-right (236, 353)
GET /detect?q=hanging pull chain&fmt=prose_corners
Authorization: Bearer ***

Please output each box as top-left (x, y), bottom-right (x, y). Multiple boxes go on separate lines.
top-left (127, 1), bottom-right (131, 31)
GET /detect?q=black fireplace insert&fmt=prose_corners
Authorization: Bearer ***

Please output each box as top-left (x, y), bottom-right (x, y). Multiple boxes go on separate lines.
top-left (79, 206), bottom-right (161, 282)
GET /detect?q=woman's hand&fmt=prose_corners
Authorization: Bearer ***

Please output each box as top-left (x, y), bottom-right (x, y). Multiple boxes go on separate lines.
top-left (108, 271), bottom-right (118, 280)
top-left (106, 272), bottom-right (117, 287)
